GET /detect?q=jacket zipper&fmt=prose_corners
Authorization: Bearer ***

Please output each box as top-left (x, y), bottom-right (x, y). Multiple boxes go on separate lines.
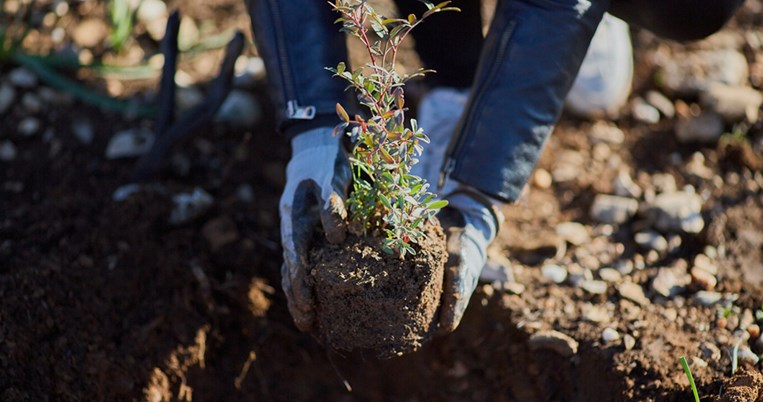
top-left (265, 0), bottom-right (315, 120)
top-left (439, 19), bottom-right (517, 190)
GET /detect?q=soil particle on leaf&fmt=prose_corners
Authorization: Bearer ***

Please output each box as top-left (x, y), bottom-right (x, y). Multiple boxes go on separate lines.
top-left (309, 222), bottom-right (446, 358)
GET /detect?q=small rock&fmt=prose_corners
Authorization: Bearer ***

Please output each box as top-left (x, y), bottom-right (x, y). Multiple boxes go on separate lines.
top-left (0, 84), bottom-right (16, 113)
top-left (618, 282), bottom-right (649, 305)
top-left (592, 142), bottom-right (611, 161)
top-left (689, 356), bottom-right (708, 369)
top-left (685, 152), bottom-right (714, 180)
top-left (72, 119), bottom-right (94, 145)
top-left (236, 184), bottom-right (255, 202)
top-left (675, 112), bottom-right (724, 143)
top-left (0, 141), bottom-right (18, 161)
top-left (556, 222), bottom-right (589, 246)
top-left (645, 191), bottom-right (704, 234)
top-left (582, 303), bottom-right (610, 323)
top-left (652, 267), bottom-right (691, 298)
top-left (21, 93), bottom-right (42, 113)
top-left (658, 49), bottom-right (748, 95)
top-left (634, 231), bottom-right (668, 253)
top-left (737, 347), bottom-right (760, 366)
top-left (700, 341), bottom-right (722, 361)
top-left (748, 324), bottom-right (760, 340)
top-left (690, 267), bottom-right (717, 291)
top-left (581, 280), bottom-right (608, 295)
top-left (504, 282), bottom-right (525, 295)
top-left (178, 16), bottom-right (200, 51)
top-left (602, 327), bottom-right (620, 343)
top-left (481, 250), bottom-right (515, 285)
top-left (175, 86), bottom-right (204, 114)
top-left (234, 56), bottom-right (267, 88)
top-left (645, 90), bottom-right (675, 118)
top-left (138, 0), bottom-right (169, 41)
top-left (651, 173), bottom-right (677, 194)
top-left (631, 98), bottom-right (661, 124)
top-left (616, 260), bottom-right (634, 275)
top-left (528, 330), bottom-right (579, 357)
top-left (8, 67), bottom-right (37, 88)
top-left (694, 291), bottom-right (723, 306)
top-left (590, 194), bottom-right (638, 224)
top-left (202, 216), bottom-right (240, 252)
top-left (72, 18), bottom-right (108, 48)
top-left (589, 121), bottom-right (625, 145)
top-left (542, 264), bottom-right (567, 284)
top-left (532, 168), bottom-right (553, 189)
top-left (598, 268), bottom-right (622, 283)
top-left (18, 118), bottom-right (41, 136)
top-left (552, 151), bottom-right (585, 183)
top-left (113, 184), bottom-right (143, 202)
top-left (701, 83), bottom-right (763, 122)
top-left (169, 187), bottom-right (214, 225)
top-left (623, 334), bottom-right (636, 350)
top-left (105, 128), bottom-right (155, 159)
top-left (613, 170), bottom-right (642, 199)
top-left (215, 90), bottom-right (262, 128)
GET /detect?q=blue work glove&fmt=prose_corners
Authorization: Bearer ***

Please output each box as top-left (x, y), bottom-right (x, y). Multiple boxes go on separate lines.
top-left (438, 189), bottom-right (502, 333)
top-left (279, 127), bottom-right (350, 332)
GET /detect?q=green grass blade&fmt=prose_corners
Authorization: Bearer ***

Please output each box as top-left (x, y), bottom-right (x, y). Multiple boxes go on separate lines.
top-left (679, 356), bottom-right (700, 402)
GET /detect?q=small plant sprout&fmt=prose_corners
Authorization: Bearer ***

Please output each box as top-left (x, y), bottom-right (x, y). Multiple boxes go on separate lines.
top-left (328, 0), bottom-right (458, 258)
top-left (679, 356), bottom-right (701, 402)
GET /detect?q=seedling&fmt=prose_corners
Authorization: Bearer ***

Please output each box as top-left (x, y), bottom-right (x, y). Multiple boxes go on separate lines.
top-left (328, 0), bottom-right (458, 257)
top-left (679, 356), bottom-right (701, 402)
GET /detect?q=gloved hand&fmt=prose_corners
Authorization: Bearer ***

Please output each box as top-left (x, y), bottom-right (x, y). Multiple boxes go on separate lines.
top-left (279, 127), bottom-right (350, 332)
top-left (438, 189), bottom-right (502, 333)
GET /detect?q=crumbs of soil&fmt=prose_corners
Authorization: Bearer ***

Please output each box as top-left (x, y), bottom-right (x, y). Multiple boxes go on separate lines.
top-left (713, 369), bottom-right (763, 402)
top-left (309, 221), bottom-right (446, 357)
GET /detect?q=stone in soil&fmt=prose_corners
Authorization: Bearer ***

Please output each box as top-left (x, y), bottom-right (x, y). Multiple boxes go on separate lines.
top-left (675, 112), bottom-right (724, 143)
top-left (644, 191), bottom-right (704, 234)
top-left (645, 90), bottom-right (675, 118)
top-left (169, 187), bottom-right (214, 225)
top-left (694, 291), bottom-right (724, 306)
top-left (602, 327), bottom-right (620, 343)
top-left (701, 83), bottom-right (763, 122)
top-left (631, 97), bottom-right (661, 124)
top-left (528, 330), bottom-right (579, 357)
top-left (309, 222), bottom-right (446, 357)
top-left (541, 264), bottom-right (567, 284)
top-left (589, 121), bottom-right (625, 144)
top-left (8, 67), bottom-right (38, 88)
top-left (658, 48), bottom-right (748, 95)
top-left (215, 90), bottom-right (262, 128)
top-left (555, 222), bottom-right (589, 246)
top-left (72, 119), bottom-right (94, 145)
top-left (634, 231), bottom-right (668, 252)
top-left (0, 140), bottom-right (18, 161)
top-left (590, 194), bottom-right (638, 224)
top-left (0, 83), bottom-right (16, 113)
top-left (18, 118), bottom-right (41, 137)
top-left (105, 128), bottom-right (155, 159)
top-left (618, 281), bottom-right (649, 305)
top-left (613, 170), bottom-right (642, 199)
top-left (651, 267), bottom-right (691, 298)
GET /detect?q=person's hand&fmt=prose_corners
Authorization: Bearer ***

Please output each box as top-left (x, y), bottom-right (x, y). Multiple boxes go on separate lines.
top-left (279, 127), bottom-right (350, 332)
top-left (437, 190), bottom-right (502, 334)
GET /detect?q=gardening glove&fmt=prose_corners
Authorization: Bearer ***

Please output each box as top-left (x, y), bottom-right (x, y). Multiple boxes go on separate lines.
top-left (280, 127), bottom-right (350, 332)
top-left (410, 87), bottom-right (469, 197)
top-left (438, 188), bottom-right (503, 334)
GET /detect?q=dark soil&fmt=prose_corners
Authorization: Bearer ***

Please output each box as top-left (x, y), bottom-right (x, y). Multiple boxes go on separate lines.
top-left (713, 369), bottom-right (763, 402)
top-left (310, 222), bottom-right (446, 357)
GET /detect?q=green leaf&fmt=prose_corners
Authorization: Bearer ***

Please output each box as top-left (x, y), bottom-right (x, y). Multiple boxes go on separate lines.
top-left (379, 193), bottom-right (392, 209)
top-left (336, 61), bottom-right (346, 75)
top-left (428, 199), bottom-right (449, 210)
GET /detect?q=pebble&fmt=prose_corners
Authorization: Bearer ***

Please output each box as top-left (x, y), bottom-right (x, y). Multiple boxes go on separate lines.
top-left (634, 231), bottom-right (668, 252)
top-left (700, 342), bottom-right (722, 361)
top-left (21, 93), bottom-right (42, 113)
top-left (598, 268), bottom-right (622, 283)
top-left (623, 334), bottom-right (636, 350)
top-left (8, 67), bottom-right (38, 88)
top-left (700, 83), bottom-right (763, 122)
top-left (175, 86), bottom-right (204, 114)
top-left (0, 141), bottom-right (18, 161)
top-left (72, 19), bottom-right (108, 48)
top-left (541, 264), bottom-right (567, 284)
top-left (631, 98), bottom-right (661, 124)
top-left (652, 267), bottom-right (690, 298)
top-left (602, 327), bottom-right (620, 343)
top-left (740, 310), bottom-right (755, 331)
top-left (748, 324), bottom-right (760, 340)
top-left (590, 194), bottom-right (638, 224)
top-left (675, 112), bottom-right (724, 143)
top-left (694, 291), bottom-right (723, 306)
top-left (618, 282), bottom-right (649, 305)
top-left (659, 49), bottom-right (748, 95)
top-left (236, 184), bottom-right (255, 203)
top-left (581, 280), bottom-right (608, 295)
top-left (532, 168), bottom-right (553, 189)
top-left (616, 260), bottom-right (634, 275)
top-left (72, 119), bottom-right (94, 145)
top-left (645, 90), bottom-right (675, 118)
top-left (651, 173), bottom-right (677, 194)
top-left (215, 90), bottom-right (262, 128)
top-left (690, 267), bottom-right (717, 291)
top-left (737, 347), bottom-right (760, 366)
top-left (481, 253), bottom-right (515, 285)
top-left (685, 152), bottom-right (714, 180)
top-left (589, 121), bottom-right (625, 145)
top-left (0, 84), bottom-right (16, 113)
top-left (202, 216), bottom-right (240, 252)
top-left (138, 0), bottom-right (168, 41)
top-left (528, 330), bottom-right (579, 357)
top-left (105, 128), bottom-right (155, 159)
top-left (689, 356), bottom-right (708, 369)
top-left (555, 222), bottom-right (589, 246)
top-left (169, 187), bottom-right (214, 225)
top-left (613, 170), bottom-right (642, 199)
top-left (18, 117), bottom-right (41, 136)
top-left (552, 151), bottom-right (584, 183)
top-left (504, 282), bottom-right (525, 295)
top-left (645, 191), bottom-right (704, 234)
top-left (582, 304), bottom-right (610, 323)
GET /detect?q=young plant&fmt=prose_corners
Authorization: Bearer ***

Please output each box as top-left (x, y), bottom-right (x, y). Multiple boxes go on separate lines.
top-left (328, 0), bottom-right (458, 258)
top-left (679, 356), bottom-right (701, 402)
